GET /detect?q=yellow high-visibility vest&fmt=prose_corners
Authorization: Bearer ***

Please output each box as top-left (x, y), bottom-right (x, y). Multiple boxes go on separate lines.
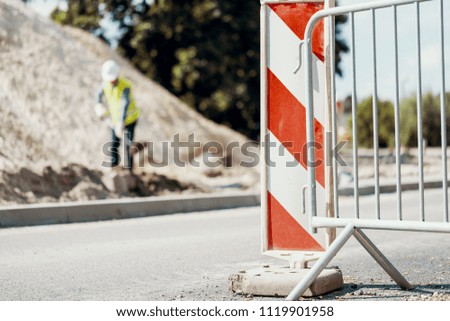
top-left (103, 77), bottom-right (140, 126)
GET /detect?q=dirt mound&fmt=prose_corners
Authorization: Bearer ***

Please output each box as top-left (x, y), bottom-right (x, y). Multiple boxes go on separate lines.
top-left (0, 164), bottom-right (200, 205)
top-left (0, 0), bottom-right (259, 204)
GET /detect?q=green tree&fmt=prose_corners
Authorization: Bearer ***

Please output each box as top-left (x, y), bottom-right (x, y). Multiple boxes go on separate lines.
top-left (334, 14), bottom-right (349, 77)
top-left (120, 1), bottom-right (261, 139)
top-left (400, 93), bottom-right (450, 147)
top-left (51, 0), bottom-right (101, 35)
top-left (348, 97), bottom-right (395, 148)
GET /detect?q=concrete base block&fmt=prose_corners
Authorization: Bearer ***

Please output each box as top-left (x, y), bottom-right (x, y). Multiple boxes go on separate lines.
top-left (229, 266), bottom-right (343, 298)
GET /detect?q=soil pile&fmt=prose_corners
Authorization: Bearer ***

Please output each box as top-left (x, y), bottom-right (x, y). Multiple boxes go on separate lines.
top-left (0, 0), bottom-right (259, 205)
top-left (0, 164), bottom-right (200, 205)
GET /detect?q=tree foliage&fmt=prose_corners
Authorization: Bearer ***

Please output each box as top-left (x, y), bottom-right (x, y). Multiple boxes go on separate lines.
top-left (348, 93), bottom-right (450, 148)
top-left (42, 0), bottom-right (348, 140)
top-left (51, 0), bottom-right (101, 35)
top-left (334, 14), bottom-right (348, 77)
top-left (400, 93), bottom-right (450, 147)
top-left (348, 97), bottom-right (395, 148)
top-left (120, 0), bottom-right (262, 139)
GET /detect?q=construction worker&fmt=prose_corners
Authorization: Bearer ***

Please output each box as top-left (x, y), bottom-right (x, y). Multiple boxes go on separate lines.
top-left (95, 60), bottom-right (140, 172)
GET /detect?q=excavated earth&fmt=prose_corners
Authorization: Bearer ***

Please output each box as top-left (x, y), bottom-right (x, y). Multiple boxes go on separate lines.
top-left (0, 0), bottom-right (259, 205)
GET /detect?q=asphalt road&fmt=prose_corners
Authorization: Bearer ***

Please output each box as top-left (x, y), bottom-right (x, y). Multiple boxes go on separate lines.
top-left (0, 189), bottom-right (449, 301)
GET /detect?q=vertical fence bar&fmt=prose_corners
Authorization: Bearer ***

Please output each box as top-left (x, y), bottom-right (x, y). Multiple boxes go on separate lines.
top-left (371, 8), bottom-right (381, 220)
top-left (350, 12), bottom-right (360, 219)
top-left (439, 0), bottom-right (448, 223)
top-left (330, 13), bottom-right (340, 219)
top-left (415, 1), bottom-right (425, 222)
top-left (393, 4), bottom-right (403, 221)
top-left (305, 15), bottom-right (318, 234)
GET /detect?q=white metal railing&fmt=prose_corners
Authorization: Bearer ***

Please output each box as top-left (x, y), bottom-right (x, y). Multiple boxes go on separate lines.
top-left (288, 0), bottom-right (450, 300)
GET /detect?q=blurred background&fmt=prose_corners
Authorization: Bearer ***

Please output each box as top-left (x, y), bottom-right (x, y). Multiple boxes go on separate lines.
top-left (1, 0), bottom-right (449, 205)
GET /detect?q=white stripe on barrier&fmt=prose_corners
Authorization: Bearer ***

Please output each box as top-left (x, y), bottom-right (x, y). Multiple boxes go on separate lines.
top-left (267, 132), bottom-right (326, 233)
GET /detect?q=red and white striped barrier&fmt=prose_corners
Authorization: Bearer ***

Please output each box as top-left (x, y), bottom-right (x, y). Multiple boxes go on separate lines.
top-left (261, 0), bottom-right (331, 257)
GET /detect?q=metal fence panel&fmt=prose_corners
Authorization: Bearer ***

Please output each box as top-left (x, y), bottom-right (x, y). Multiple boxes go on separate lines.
top-left (288, 0), bottom-right (449, 300)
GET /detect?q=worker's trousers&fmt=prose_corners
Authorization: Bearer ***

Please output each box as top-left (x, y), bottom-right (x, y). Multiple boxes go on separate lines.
top-left (110, 121), bottom-right (137, 172)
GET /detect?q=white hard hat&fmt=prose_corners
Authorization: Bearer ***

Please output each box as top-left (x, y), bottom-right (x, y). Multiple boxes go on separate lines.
top-left (102, 60), bottom-right (119, 82)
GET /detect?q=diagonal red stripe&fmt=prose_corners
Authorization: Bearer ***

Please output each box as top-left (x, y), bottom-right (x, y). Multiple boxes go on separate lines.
top-left (269, 2), bottom-right (324, 62)
top-left (267, 192), bottom-right (324, 251)
top-left (267, 69), bottom-right (325, 187)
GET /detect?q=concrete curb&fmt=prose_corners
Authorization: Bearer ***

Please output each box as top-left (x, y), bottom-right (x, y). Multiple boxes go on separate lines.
top-left (0, 178), bottom-right (444, 228)
top-left (0, 192), bottom-right (261, 228)
top-left (338, 179), bottom-right (447, 196)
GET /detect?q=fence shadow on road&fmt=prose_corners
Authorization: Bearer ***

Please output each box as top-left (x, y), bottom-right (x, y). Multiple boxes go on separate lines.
top-left (298, 283), bottom-right (450, 301)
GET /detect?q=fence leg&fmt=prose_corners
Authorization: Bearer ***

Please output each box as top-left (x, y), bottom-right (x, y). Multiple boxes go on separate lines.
top-left (286, 223), bottom-right (355, 301)
top-left (353, 228), bottom-right (414, 290)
